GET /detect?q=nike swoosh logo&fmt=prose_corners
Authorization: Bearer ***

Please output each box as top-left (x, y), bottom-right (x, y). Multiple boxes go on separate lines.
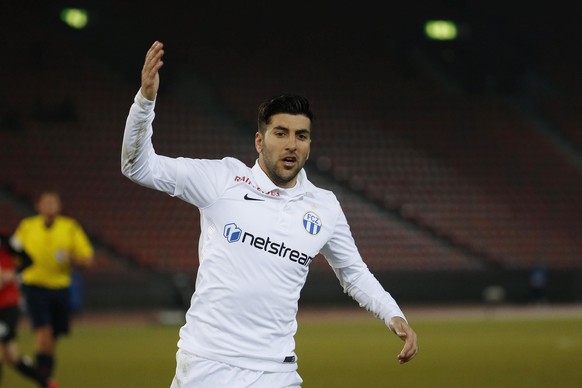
top-left (244, 194), bottom-right (264, 201)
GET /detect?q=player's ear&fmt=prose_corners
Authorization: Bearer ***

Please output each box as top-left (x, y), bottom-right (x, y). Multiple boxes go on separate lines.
top-left (255, 131), bottom-right (263, 153)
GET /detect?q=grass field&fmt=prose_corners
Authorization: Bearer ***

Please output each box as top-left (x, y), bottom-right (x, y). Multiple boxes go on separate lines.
top-left (4, 305), bottom-right (582, 387)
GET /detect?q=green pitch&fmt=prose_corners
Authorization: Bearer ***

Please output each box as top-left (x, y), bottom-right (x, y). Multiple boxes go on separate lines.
top-left (4, 309), bottom-right (582, 387)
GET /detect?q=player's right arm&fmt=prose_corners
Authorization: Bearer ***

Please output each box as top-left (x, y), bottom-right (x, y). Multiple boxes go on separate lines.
top-left (121, 41), bottom-right (236, 209)
top-left (121, 41), bottom-right (180, 195)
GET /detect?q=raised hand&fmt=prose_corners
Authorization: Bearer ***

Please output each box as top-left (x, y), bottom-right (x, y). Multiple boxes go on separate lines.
top-left (141, 41), bottom-right (164, 101)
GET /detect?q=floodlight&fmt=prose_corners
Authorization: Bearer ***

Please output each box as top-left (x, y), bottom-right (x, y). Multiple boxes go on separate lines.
top-left (425, 20), bottom-right (458, 41)
top-left (60, 8), bottom-right (89, 30)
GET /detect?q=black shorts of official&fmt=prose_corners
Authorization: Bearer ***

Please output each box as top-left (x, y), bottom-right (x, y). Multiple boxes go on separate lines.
top-left (22, 285), bottom-right (71, 337)
top-left (0, 305), bottom-right (21, 343)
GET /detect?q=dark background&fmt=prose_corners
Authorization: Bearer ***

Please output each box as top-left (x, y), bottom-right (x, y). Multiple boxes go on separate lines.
top-left (1, 1), bottom-right (581, 310)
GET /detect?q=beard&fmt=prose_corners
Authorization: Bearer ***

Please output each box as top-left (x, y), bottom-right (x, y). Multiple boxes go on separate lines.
top-left (260, 154), bottom-right (305, 188)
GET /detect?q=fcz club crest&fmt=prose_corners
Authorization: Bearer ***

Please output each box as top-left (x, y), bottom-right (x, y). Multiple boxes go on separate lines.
top-left (303, 212), bottom-right (322, 235)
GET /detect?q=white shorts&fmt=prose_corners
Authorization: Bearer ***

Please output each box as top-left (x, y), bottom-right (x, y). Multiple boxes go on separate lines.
top-left (170, 349), bottom-right (303, 388)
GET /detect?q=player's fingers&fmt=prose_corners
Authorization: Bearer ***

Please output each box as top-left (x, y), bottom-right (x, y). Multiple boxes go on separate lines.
top-left (398, 350), bottom-right (416, 363)
top-left (398, 351), bottom-right (417, 364)
top-left (143, 42), bottom-right (164, 75)
top-left (145, 41), bottom-right (163, 62)
top-left (145, 57), bottom-right (164, 78)
top-left (397, 333), bottom-right (418, 364)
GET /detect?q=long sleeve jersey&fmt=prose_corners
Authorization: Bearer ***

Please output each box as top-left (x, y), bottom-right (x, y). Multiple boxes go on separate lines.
top-left (121, 91), bottom-right (405, 372)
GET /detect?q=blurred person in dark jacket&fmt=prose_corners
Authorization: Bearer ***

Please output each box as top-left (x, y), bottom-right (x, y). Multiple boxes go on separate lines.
top-left (0, 229), bottom-right (57, 388)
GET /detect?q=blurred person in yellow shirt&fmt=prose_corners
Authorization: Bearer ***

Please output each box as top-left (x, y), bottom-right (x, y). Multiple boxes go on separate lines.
top-left (10, 190), bottom-right (93, 386)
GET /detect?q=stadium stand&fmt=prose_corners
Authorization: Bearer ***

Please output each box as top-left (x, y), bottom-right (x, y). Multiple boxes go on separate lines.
top-left (1, 1), bottom-right (581, 287)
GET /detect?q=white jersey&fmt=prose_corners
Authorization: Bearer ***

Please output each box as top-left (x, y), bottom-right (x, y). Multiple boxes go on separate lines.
top-left (122, 91), bottom-right (406, 372)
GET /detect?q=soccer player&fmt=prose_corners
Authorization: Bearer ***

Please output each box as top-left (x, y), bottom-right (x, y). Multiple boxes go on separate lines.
top-left (10, 191), bottom-right (94, 385)
top-left (0, 231), bottom-right (58, 388)
top-left (122, 41), bottom-right (418, 387)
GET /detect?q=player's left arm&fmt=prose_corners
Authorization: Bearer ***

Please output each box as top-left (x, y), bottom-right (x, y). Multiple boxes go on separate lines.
top-left (3, 233), bottom-right (34, 272)
top-left (69, 222), bottom-right (95, 268)
top-left (332, 260), bottom-right (419, 364)
top-left (322, 204), bottom-right (418, 364)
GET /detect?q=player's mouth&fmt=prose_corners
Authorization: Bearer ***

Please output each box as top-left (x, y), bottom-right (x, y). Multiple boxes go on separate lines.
top-left (282, 156), bottom-right (297, 168)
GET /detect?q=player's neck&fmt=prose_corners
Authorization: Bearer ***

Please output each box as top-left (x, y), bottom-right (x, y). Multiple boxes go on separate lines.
top-left (43, 216), bottom-right (56, 228)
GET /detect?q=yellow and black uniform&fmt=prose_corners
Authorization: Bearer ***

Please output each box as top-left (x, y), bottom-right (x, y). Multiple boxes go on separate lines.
top-left (13, 213), bottom-right (93, 384)
top-left (14, 214), bottom-right (93, 289)
top-left (13, 213), bottom-right (93, 338)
